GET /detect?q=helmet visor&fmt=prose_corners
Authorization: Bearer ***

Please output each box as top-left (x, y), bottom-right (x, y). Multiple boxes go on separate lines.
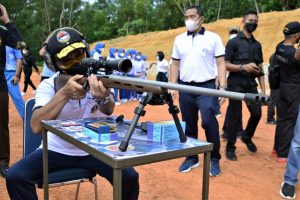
top-left (56, 48), bottom-right (85, 70)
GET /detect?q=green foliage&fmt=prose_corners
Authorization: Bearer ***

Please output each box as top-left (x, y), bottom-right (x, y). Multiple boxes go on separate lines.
top-left (76, 4), bottom-right (111, 41)
top-left (117, 19), bottom-right (145, 35)
top-left (0, 0), bottom-right (298, 60)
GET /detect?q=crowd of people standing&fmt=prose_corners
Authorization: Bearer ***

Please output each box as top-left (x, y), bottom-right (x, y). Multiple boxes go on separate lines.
top-left (90, 43), bottom-right (149, 104)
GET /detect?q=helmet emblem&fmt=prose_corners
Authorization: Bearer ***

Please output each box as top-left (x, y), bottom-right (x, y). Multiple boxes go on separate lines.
top-left (56, 31), bottom-right (70, 43)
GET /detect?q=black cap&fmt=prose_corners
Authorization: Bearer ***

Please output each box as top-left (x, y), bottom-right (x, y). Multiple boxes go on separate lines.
top-left (283, 22), bottom-right (300, 35)
top-left (45, 27), bottom-right (86, 59)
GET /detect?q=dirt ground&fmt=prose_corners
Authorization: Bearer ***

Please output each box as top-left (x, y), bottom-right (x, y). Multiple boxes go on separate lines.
top-left (0, 72), bottom-right (291, 200)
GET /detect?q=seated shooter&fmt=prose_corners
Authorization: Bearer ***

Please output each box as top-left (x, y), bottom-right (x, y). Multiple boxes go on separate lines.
top-left (6, 27), bottom-right (139, 200)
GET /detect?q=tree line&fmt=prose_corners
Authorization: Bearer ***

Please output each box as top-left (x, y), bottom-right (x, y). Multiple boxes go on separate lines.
top-left (2, 0), bottom-right (299, 58)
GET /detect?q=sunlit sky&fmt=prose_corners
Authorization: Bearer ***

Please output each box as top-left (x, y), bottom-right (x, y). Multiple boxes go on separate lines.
top-left (81, 0), bottom-right (96, 4)
top-left (87, 0), bottom-right (96, 3)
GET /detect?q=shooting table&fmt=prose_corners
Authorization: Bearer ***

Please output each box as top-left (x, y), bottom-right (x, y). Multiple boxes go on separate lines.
top-left (41, 117), bottom-right (213, 200)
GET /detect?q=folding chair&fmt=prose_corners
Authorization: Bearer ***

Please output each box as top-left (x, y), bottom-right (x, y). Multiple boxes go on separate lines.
top-left (24, 98), bottom-right (99, 200)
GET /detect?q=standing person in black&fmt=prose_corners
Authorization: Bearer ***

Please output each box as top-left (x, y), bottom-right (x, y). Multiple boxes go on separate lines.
top-left (267, 53), bottom-right (279, 125)
top-left (0, 4), bottom-right (23, 177)
top-left (273, 22), bottom-right (300, 163)
top-left (21, 47), bottom-right (39, 95)
top-left (222, 26), bottom-right (244, 139)
top-left (225, 10), bottom-right (265, 161)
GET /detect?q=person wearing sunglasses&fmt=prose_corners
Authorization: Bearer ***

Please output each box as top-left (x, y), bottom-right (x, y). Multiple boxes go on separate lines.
top-left (6, 27), bottom-right (139, 200)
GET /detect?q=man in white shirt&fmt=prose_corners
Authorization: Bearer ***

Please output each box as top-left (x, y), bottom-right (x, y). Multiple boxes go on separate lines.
top-left (228, 26), bottom-right (240, 40)
top-left (170, 5), bottom-right (226, 176)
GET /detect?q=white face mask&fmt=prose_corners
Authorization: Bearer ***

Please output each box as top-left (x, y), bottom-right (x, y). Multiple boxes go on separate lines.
top-left (185, 19), bottom-right (199, 32)
top-left (120, 53), bottom-right (125, 57)
top-left (136, 55), bottom-right (141, 60)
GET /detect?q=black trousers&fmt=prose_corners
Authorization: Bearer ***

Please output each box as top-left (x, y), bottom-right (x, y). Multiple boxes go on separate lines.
top-left (226, 77), bottom-right (262, 152)
top-left (222, 104), bottom-right (243, 133)
top-left (0, 91), bottom-right (9, 165)
top-left (156, 72), bottom-right (168, 82)
top-left (267, 88), bottom-right (279, 120)
top-left (274, 82), bottom-right (300, 158)
top-left (23, 71), bottom-right (36, 92)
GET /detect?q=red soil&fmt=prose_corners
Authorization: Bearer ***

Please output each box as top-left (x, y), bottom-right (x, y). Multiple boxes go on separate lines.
top-left (0, 73), bottom-right (287, 200)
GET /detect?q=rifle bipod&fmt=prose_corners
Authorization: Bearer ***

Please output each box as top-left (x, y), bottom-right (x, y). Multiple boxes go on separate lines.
top-left (119, 92), bottom-right (187, 152)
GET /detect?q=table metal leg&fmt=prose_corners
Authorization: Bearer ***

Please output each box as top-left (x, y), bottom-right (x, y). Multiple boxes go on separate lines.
top-left (42, 129), bottom-right (49, 200)
top-left (113, 168), bottom-right (122, 200)
top-left (202, 152), bottom-right (211, 200)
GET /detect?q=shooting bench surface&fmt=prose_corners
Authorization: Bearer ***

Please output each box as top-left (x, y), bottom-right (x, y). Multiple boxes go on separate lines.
top-left (41, 118), bottom-right (213, 200)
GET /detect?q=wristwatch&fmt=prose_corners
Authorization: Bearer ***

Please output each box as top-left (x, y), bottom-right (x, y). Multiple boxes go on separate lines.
top-left (239, 64), bottom-right (245, 71)
top-left (95, 96), bottom-right (110, 105)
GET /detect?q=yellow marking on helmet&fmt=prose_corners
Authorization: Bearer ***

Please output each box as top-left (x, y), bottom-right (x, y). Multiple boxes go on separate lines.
top-left (56, 42), bottom-right (86, 59)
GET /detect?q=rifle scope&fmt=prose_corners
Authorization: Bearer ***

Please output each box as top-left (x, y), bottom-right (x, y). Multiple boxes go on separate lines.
top-left (81, 58), bottom-right (132, 73)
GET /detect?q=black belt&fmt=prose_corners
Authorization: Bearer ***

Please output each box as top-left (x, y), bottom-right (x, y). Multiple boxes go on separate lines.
top-left (179, 79), bottom-right (215, 86)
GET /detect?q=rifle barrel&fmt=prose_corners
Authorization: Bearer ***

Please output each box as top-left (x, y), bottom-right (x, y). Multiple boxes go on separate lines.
top-left (97, 74), bottom-right (269, 104)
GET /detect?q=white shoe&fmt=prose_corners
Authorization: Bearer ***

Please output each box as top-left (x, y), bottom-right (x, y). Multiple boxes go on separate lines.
top-left (32, 90), bottom-right (36, 94)
top-left (21, 92), bottom-right (25, 96)
top-left (115, 102), bottom-right (121, 106)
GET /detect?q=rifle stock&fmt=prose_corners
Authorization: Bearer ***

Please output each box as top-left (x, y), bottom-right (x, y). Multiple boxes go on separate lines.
top-left (96, 74), bottom-right (269, 105)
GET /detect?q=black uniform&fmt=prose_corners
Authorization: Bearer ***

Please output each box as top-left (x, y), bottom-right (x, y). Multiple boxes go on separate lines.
top-left (267, 53), bottom-right (280, 123)
top-left (225, 32), bottom-right (263, 153)
top-left (274, 42), bottom-right (300, 158)
top-left (0, 22), bottom-right (22, 173)
top-left (22, 53), bottom-right (38, 93)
